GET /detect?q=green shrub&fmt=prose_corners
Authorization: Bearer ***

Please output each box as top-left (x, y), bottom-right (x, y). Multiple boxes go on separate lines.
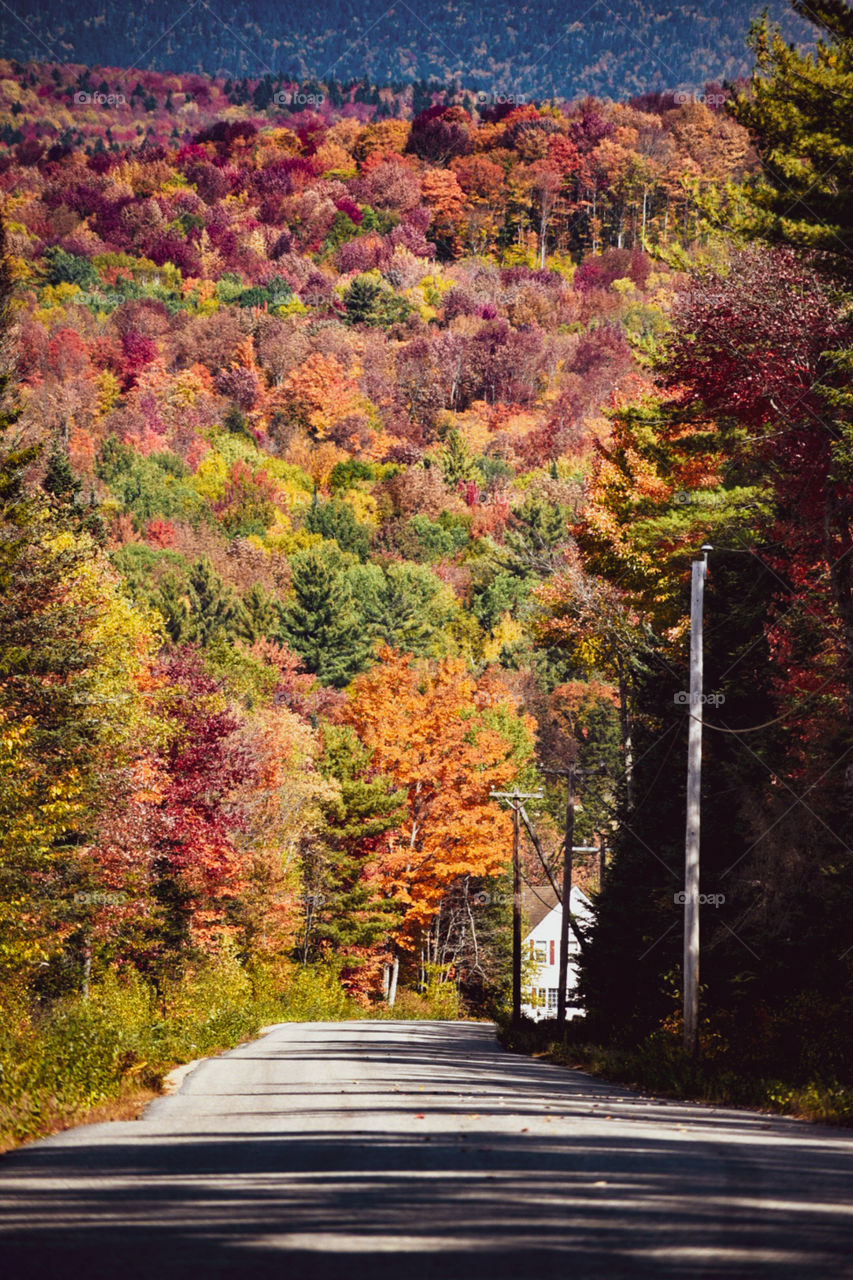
top-left (0, 956), bottom-right (271, 1150)
top-left (389, 969), bottom-right (460, 1020)
top-left (277, 965), bottom-right (364, 1022)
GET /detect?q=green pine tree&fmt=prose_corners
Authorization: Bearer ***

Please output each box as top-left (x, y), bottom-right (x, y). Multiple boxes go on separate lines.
top-left (186, 558), bottom-right (252, 646)
top-left (346, 561), bottom-right (454, 655)
top-left (304, 497), bottom-right (371, 560)
top-left (501, 494), bottom-right (570, 577)
top-left (243, 581), bottom-right (283, 642)
top-left (42, 440), bottom-right (105, 543)
top-left (154, 559), bottom-right (252, 646)
top-left (280, 547), bottom-right (368, 686)
top-left (300, 724), bottom-right (406, 961)
top-left (439, 429), bottom-right (476, 487)
top-left (728, 0), bottom-right (853, 272)
top-left (343, 275), bottom-right (383, 326)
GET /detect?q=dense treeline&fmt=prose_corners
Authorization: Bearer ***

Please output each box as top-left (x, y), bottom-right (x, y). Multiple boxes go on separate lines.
top-left (540, 0), bottom-right (853, 1087)
top-left (5, 74), bottom-right (704, 1025)
top-left (0, 0), bottom-right (811, 99)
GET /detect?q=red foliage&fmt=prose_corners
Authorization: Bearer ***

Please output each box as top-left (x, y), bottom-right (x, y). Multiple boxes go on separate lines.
top-left (120, 330), bottom-right (159, 389)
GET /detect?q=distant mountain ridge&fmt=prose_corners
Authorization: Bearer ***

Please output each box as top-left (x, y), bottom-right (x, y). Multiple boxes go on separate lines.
top-left (1, 0), bottom-right (811, 99)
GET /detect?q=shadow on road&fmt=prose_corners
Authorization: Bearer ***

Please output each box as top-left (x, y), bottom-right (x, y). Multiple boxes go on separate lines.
top-left (1, 1021), bottom-right (851, 1279)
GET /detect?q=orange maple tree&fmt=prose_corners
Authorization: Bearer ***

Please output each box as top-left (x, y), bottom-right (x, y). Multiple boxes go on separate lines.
top-left (344, 647), bottom-right (532, 947)
top-left (277, 352), bottom-right (362, 441)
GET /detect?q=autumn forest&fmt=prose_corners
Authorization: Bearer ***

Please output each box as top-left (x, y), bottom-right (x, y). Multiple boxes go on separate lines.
top-left (2, 0), bottom-right (853, 1141)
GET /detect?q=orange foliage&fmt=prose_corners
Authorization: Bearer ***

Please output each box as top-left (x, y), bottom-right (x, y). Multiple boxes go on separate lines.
top-left (278, 352), bottom-right (362, 441)
top-left (345, 648), bottom-right (530, 945)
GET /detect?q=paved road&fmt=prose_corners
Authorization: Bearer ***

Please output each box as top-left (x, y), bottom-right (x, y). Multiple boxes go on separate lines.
top-left (1, 1020), bottom-right (853, 1279)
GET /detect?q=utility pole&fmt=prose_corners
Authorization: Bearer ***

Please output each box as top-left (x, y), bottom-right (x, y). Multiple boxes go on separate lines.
top-left (683, 545), bottom-right (711, 1054)
top-left (557, 769), bottom-right (574, 1028)
top-left (542, 767), bottom-right (581, 1030)
top-left (491, 790), bottom-right (542, 1024)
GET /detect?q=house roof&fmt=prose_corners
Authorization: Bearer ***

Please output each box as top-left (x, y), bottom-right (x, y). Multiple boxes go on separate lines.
top-left (522, 883), bottom-right (594, 934)
top-left (522, 883), bottom-right (559, 930)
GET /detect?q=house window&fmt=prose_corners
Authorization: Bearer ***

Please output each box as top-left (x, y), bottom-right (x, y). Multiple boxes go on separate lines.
top-left (538, 987), bottom-right (547, 1007)
top-left (534, 944), bottom-right (546, 963)
top-left (549, 939), bottom-right (555, 965)
top-left (547, 988), bottom-right (558, 1011)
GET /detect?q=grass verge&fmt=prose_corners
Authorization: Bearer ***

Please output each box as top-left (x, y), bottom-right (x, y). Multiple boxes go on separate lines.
top-left (0, 959), bottom-right (367, 1153)
top-left (497, 1020), bottom-right (853, 1127)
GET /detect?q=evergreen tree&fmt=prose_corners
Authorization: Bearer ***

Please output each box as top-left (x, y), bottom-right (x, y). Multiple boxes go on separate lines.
top-left (439, 429), bottom-right (476, 487)
top-left (243, 581), bottom-right (283, 642)
top-left (346, 561), bottom-right (454, 655)
top-left (42, 440), bottom-right (105, 543)
top-left (280, 546), bottom-right (368, 686)
top-left (343, 275), bottom-right (383, 326)
top-left (185, 558), bottom-right (251, 645)
top-left (301, 724), bottom-right (406, 962)
top-left (501, 494), bottom-right (570, 577)
top-left (155, 572), bottom-right (192, 645)
top-left (304, 496), bottom-right (371, 560)
top-left (155, 559), bottom-right (251, 646)
top-left (729, 0), bottom-right (853, 272)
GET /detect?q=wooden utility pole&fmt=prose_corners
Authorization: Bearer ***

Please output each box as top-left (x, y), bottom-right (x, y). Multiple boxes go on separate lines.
top-left (683, 546), bottom-right (711, 1054)
top-left (512, 802), bottom-right (521, 1021)
top-left (490, 790), bottom-right (543, 1024)
top-left (542, 766), bottom-right (583, 1029)
top-left (557, 769), bottom-right (575, 1027)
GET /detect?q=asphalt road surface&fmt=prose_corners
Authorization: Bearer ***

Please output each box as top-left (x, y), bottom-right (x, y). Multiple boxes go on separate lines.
top-left (1, 1020), bottom-right (853, 1279)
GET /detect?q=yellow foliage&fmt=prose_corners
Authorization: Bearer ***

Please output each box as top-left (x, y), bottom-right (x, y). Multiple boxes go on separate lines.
top-left (314, 140), bottom-right (356, 178)
top-left (190, 450), bottom-right (229, 502)
top-left (482, 612), bottom-right (526, 664)
top-left (355, 119), bottom-right (411, 160)
top-left (96, 369), bottom-right (121, 418)
top-left (340, 488), bottom-right (379, 529)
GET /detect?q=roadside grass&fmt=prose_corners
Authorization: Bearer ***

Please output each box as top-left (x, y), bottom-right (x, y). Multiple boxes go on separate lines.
top-left (497, 1019), bottom-right (853, 1128)
top-left (0, 956), bottom-right (484, 1154)
top-left (0, 958), bottom-right (366, 1153)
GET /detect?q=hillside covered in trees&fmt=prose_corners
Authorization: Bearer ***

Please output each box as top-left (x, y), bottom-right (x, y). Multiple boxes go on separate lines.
top-left (1, 0), bottom-right (812, 100)
top-left (2, 0), bottom-right (853, 1138)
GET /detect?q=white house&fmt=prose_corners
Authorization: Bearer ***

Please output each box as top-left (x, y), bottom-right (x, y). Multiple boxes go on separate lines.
top-left (521, 883), bottom-right (593, 1021)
